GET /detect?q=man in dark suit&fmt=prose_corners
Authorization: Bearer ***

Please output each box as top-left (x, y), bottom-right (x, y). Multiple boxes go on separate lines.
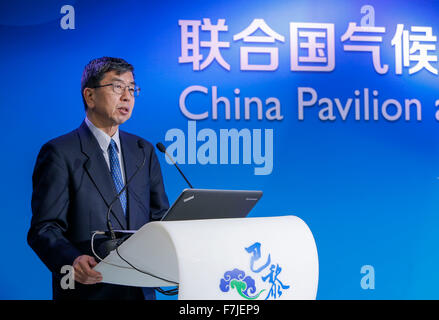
top-left (28, 57), bottom-right (169, 300)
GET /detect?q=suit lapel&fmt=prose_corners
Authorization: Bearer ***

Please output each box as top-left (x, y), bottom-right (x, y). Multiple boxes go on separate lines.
top-left (78, 121), bottom-right (127, 230)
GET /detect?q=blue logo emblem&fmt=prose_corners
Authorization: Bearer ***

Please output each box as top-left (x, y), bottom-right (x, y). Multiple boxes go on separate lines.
top-left (219, 242), bottom-right (290, 300)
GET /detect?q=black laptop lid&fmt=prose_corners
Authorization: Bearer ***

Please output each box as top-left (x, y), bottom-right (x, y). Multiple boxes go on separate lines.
top-left (161, 189), bottom-right (263, 221)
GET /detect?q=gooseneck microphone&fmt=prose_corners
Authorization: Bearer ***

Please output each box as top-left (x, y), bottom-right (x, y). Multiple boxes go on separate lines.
top-left (106, 140), bottom-right (147, 240)
top-left (93, 140), bottom-right (180, 292)
top-left (156, 142), bottom-right (193, 189)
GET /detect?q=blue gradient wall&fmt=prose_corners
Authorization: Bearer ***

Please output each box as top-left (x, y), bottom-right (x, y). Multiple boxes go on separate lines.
top-left (1, 0), bottom-right (439, 299)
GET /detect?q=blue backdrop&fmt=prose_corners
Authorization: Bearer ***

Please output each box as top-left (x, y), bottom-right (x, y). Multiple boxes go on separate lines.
top-left (1, 0), bottom-right (439, 299)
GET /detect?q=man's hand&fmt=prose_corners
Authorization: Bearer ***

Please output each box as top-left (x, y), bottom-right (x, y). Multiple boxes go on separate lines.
top-left (72, 255), bottom-right (103, 285)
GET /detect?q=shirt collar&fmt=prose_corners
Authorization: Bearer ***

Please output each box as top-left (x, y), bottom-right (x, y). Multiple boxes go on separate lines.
top-left (85, 117), bottom-right (121, 153)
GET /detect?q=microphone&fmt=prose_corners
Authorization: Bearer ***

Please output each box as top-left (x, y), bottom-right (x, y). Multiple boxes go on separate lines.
top-left (156, 142), bottom-right (193, 189)
top-left (93, 140), bottom-right (180, 294)
top-left (94, 140), bottom-right (180, 294)
top-left (95, 140), bottom-right (146, 259)
top-left (106, 140), bottom-right (147, 240)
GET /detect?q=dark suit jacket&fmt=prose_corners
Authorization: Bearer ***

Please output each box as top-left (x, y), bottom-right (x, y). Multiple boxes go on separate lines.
top-left (28, 121), bottom-right (169, 300)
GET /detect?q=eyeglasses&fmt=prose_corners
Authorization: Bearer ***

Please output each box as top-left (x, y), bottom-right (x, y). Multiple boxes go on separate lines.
top-left (92, 81), bottom-right (141, 97)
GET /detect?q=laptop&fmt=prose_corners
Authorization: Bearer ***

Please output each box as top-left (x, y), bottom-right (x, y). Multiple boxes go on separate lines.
top-left (161, 189), bottom-right (263, 221)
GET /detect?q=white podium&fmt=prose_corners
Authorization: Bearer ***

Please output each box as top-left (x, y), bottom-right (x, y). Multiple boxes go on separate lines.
top-left (94, 215), bottom-right (319, 300)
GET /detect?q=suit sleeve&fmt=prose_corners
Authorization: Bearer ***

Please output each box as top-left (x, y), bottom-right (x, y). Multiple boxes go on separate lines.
top-left (148, 148), bottom-right (170, 221)
top-left (28, 143), bottom-right (82, 276)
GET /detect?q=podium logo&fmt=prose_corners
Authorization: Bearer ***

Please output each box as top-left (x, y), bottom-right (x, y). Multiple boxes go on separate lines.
top-left (219, 242), bottom-right (290, 300)
top-left (219, 269), bottom-right (265, 300)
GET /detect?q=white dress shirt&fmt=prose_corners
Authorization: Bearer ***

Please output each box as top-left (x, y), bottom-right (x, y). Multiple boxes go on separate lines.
top-left (85, 117), bottom-right (126, 184)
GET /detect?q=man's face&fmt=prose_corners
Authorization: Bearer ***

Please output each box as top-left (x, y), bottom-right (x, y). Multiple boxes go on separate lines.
top-left (87, 70), bottom-right (135, 127)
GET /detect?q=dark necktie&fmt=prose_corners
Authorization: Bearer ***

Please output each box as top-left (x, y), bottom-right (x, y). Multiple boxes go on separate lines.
top-left (108, 139), bottom-right (127, 215)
